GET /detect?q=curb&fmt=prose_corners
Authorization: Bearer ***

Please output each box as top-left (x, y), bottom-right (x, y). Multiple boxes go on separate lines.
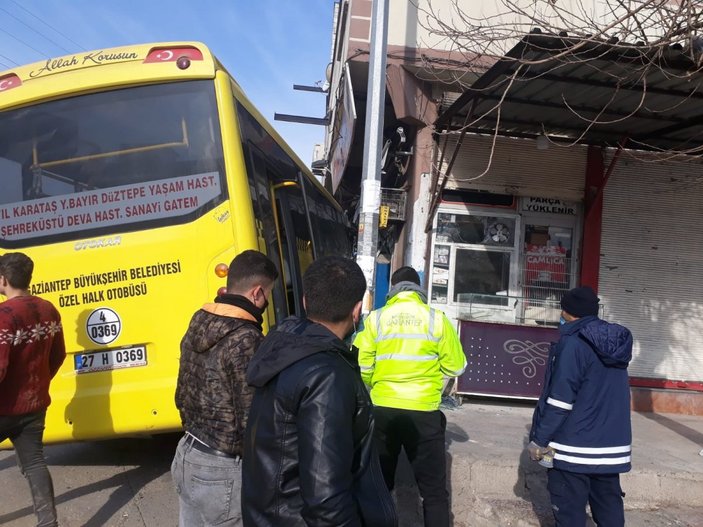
top-left (395, 457), bottom-right (703, 526)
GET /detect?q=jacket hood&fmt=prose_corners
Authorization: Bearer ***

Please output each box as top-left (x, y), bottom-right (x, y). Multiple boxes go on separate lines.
top-left (246, 316), bottom-right (354, 387)
top-left (182, 303), bottom-right (256, 354)
top-left (387, 281), bottom-right (428, 304)
top-left (565, 317), bottom-right (633, 368)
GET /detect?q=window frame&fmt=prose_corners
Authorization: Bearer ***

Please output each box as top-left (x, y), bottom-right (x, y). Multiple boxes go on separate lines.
top-left (430, 205), bottom-right (521, 310)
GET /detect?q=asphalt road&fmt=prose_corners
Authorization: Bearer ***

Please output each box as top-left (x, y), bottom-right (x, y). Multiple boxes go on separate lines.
top-left (2, 431), bottom-right (702, 526)
top-left (0, 434), bottom-right (182, 527)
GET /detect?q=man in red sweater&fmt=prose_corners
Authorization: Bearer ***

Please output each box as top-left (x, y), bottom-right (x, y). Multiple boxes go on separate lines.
top-left (0, 252), bottom-right (66, 527)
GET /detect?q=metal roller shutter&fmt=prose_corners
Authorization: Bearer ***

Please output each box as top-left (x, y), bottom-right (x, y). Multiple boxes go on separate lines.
top-left (600, 155), bottom-right (703, 381)
top-left (440, 134), bottom-right (587, 201)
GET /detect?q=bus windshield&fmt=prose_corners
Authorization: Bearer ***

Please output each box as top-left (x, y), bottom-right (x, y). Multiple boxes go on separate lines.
top-left (0, 80), bottom-right (225, 248)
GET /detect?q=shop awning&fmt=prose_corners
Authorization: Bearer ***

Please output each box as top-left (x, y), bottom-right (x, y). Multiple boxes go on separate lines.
top-left (436, 32), bottom-right (703, 154)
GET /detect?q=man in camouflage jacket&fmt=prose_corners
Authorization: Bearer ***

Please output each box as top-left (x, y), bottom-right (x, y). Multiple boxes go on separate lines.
top-left (171, 250), bottom-right (278, 527)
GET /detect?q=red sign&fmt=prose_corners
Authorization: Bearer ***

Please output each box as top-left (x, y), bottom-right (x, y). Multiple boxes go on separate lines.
top-left (524, 244), bottom-right (567, 284)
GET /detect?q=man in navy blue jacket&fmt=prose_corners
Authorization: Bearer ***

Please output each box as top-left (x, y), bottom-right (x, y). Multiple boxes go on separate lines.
top-left (529, 286), bottom-right (633, 527)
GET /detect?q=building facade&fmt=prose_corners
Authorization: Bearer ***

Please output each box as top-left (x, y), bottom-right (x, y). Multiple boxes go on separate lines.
top-left (321, 0), bottom-right (703, 413)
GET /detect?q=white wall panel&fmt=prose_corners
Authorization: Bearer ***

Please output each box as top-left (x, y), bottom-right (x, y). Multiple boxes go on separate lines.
top-left (388, 1), bottom-right (609, 53)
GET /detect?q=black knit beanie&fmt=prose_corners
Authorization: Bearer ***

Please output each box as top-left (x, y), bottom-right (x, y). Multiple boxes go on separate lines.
top-left (560, 286), bottom-right (600, 317)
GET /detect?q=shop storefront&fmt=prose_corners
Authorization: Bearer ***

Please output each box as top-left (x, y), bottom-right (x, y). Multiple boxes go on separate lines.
top-left (427, 186), bottom-right (583, 398)
top-left (424, 134), bottom-right (588, 398)
top-left (428, 35), bottom-right (703, 407)
top-left (430, 194), bottom-right (580, 325)
top-left (428, 140), bottom-right (703, 400)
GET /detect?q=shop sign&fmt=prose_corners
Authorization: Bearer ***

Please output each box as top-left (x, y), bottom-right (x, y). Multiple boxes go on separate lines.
top-left (524, 244), bottom-right (568, 284)
top-left (330, 64), bottom-right (356, 193)
top-left (521, 197), bottom-right (577, 215)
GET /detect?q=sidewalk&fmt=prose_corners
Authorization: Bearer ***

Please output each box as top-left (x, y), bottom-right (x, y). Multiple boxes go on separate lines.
top-left (393, 399), bottom-right (703, 526)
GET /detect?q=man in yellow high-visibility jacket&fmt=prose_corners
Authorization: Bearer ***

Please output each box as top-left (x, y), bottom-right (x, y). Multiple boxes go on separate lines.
top-left (354, 266), bottom-right (466, 527)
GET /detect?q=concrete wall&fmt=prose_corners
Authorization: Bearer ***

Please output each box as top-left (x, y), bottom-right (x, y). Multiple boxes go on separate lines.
top-left (387, 0), bottom-right (612, 55)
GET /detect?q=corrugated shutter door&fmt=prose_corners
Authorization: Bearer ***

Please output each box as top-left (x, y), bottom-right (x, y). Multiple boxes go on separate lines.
top-left (441, 135), bottom-right (587, 201)
top-left (600, 156), bottom-right (703, 381)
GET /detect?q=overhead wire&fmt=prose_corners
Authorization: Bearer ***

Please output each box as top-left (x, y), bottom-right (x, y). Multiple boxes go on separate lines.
top-left (0, 26), bottom-right (50, 58)
top-left (0, 5), bottom-right (72, 54)
top-left (0, 53), bottom-right (19, 66)
top-left (7, 0), bottom-right (86, 51)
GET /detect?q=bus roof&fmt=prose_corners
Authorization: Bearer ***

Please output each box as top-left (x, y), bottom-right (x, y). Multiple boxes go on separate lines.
top-left (0, 41), bottom-right (217, 111)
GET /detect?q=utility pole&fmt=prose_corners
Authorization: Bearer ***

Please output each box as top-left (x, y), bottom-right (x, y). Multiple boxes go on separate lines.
top-left (356, 0), bottom-right (389, 313)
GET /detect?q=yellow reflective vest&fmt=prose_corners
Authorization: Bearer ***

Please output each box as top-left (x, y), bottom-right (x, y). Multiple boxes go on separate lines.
top-left (353, 290), bottom-right (467, 411)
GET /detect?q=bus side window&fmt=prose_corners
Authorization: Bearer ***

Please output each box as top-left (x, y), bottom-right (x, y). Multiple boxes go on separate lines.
top-left (0, 157), bottom-right (23, 205)
top-left (307, 185), bottom-right (353, 258)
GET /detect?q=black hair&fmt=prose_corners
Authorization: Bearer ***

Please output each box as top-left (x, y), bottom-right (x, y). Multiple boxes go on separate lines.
top-left (0, 252), bottom-right (34, 290)
top-left (391, 266), bottom-right (421, 286)
top-left (303, 256), bottom-right (366, 323)
top-left (226, 250), bottom-right (279, 292)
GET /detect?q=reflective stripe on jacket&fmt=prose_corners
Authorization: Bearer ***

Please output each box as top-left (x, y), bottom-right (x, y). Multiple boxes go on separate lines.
top-left (530, 316), bottom-right (633, 474)
top-left (353, 290), bottom-right (466, 411)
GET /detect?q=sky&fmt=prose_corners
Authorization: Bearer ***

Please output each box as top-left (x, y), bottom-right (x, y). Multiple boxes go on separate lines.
top-left (0, 0), bottom-right (335, 164)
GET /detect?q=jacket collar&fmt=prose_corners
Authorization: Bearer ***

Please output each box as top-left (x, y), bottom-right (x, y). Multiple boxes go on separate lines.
top-left (559, 315), bottom-right (598, 336)
top-left (386, 281), bottom-right (428, 305)
top-left (245, 316), bottom-right (358, 387)
top-left (202, 293), bottom-right (263, 331)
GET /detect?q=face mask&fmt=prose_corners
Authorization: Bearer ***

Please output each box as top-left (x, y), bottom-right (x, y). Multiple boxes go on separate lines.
top-left (559, 316), bottom-right (566, 326)
top-left (252, 289), bottom-right (269, 313)
top-left (344, 316), bottom-right (359, 348)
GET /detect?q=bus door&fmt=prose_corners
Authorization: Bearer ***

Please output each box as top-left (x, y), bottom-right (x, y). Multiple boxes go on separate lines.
top-left (270, 180), bottom-right (314, 317)
top-left (245, 147), bottom-right (290, 325)
top-left (244, 146), bottom-right (314, 323)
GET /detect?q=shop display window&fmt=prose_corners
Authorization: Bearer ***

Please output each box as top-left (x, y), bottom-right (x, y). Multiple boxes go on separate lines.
top-left (429, 204), bottom-right (580, 326)
top-left (454, 249), bottom-right (511, 306)
top-left (430, 212), bottom-right (517, 310)
top-left (431, 244), bottom-right (450, 303)
top-left (436, 213), bottom-right (515, 246)
top-left (520, 224), bottom-right (574, 323)
top-left (522, 224), bottom-right (572, 287)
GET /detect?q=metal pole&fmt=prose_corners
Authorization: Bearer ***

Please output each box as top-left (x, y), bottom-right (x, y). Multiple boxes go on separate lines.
top-left (356, 0), bottom-right (389, 313)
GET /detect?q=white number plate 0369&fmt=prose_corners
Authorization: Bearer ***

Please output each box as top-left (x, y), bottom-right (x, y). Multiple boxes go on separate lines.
top-left (74, 345), bottom-right (147, 374)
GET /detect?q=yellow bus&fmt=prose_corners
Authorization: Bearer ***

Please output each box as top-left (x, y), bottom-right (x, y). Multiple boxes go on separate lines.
top-left (0, 42), bottom-right (352, 444)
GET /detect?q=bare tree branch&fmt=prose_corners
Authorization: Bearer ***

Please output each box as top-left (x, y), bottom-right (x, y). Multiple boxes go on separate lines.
top-left (410, 0), bottom-right (703, 161)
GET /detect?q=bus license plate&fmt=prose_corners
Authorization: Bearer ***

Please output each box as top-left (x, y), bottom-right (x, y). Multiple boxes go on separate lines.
top-left (74, 346), bottom-right (147, 373)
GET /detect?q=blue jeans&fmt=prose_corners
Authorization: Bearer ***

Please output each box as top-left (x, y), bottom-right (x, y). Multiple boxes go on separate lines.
top-left (171, 434), bottom-right (243, 527)
top-left (0, 410), bottom-right (58, 527)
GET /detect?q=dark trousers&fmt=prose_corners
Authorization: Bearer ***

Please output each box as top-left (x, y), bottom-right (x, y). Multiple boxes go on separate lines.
top-left (374, 406), bottom-right (449, 527)
top-left (547, 469), bottom-right (624, 527)
top-left (0, 411), bottom-right (58, 527)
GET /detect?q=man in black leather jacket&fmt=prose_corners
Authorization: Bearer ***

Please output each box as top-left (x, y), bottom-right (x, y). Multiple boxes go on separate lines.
top-left (242, 256), bottom-right (397, 527)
